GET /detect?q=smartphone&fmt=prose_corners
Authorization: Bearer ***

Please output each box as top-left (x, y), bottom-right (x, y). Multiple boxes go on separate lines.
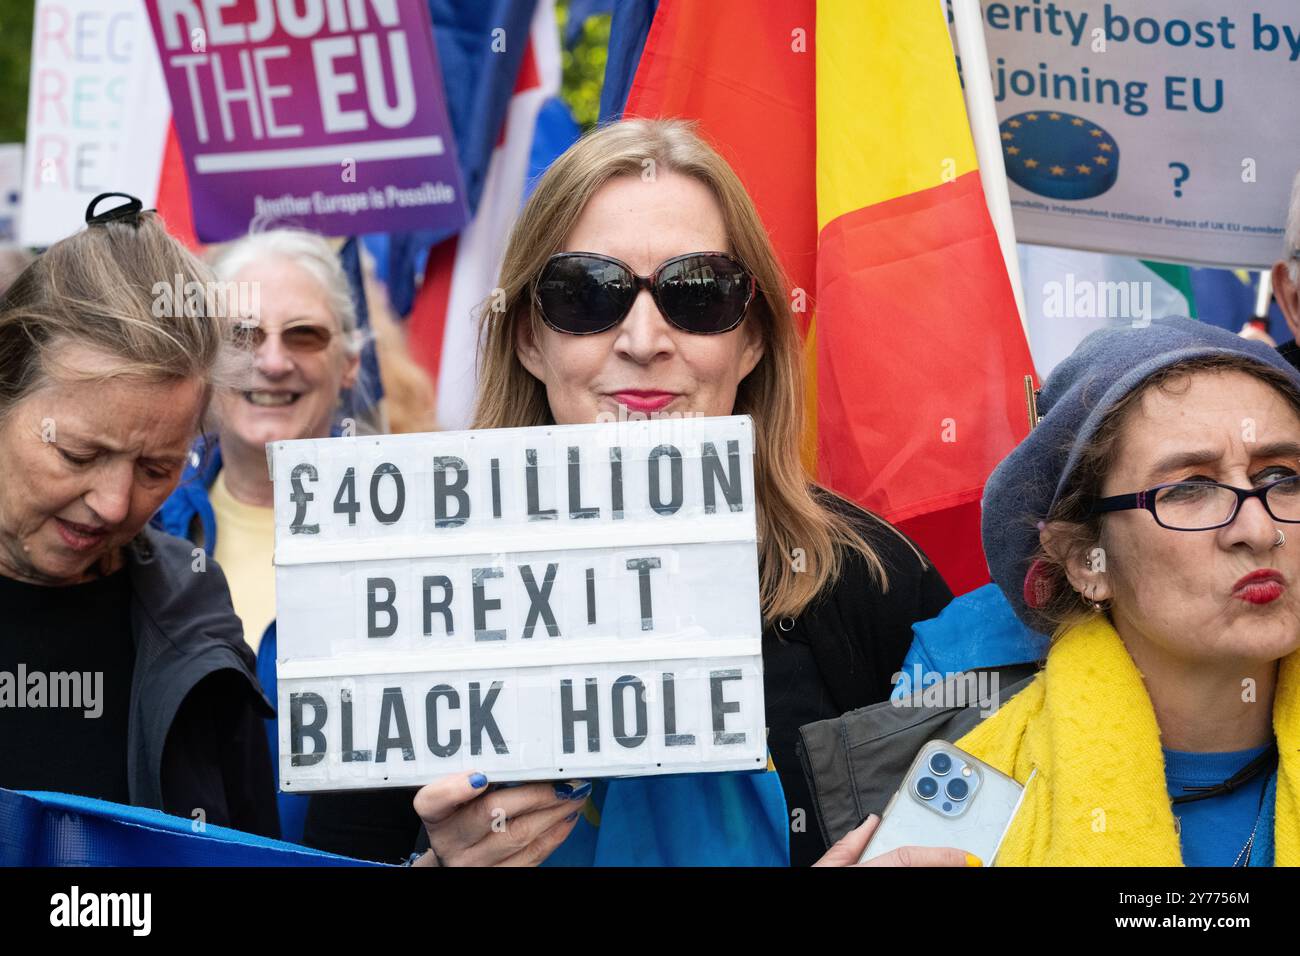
top-left (858, 740), bottom-right (1028, 865)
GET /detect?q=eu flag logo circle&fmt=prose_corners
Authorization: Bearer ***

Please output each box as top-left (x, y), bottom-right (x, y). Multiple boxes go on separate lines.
top-left (1000, 111), bottom-right (1119, 201)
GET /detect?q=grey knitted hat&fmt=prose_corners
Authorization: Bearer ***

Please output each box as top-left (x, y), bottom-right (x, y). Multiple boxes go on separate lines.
top-left (981, 316), bottom-right (1300, 633)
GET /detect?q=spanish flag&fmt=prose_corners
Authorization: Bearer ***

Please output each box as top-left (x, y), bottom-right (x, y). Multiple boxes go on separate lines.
top-left (611, 0), bottom-right (1036, 593)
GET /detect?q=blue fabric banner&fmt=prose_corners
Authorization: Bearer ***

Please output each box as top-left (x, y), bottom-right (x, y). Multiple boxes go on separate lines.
top-left (0, 789), bottom-right (380, 867)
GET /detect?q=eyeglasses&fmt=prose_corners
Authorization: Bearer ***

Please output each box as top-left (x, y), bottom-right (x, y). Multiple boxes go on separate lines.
top-left (1089, 475), bottom-right (1300, 530)
top-left (230, 322), bottom-right (333, 354)
top-left (533, 251), bottom-right (756, 335)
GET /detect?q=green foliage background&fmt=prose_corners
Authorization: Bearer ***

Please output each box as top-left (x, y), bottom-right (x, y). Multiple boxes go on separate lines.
top-left (556, 0), bottom-right (610, 130)
top-left (0, 1), bottom-right (35, 143)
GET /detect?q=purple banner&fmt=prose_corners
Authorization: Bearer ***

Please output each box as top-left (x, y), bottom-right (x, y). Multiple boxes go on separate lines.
top-left (147, 0), bottom-right (468, 241)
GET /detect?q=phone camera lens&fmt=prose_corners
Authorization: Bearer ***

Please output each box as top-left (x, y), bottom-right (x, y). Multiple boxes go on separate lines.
top-left (928, 752), bottom-right (952, 776)
top-left (946, 778), bottom-right (969, 801)
top-left (915, 776), bottom-right (939, 800)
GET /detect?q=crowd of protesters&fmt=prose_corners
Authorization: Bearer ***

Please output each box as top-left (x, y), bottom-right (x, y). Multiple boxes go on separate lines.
top-left (3, 119), bottom-right (1300, 867)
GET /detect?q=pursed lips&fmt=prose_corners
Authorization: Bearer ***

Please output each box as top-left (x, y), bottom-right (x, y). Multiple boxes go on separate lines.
top-left (1231, 568), bottom-right (1285, 605)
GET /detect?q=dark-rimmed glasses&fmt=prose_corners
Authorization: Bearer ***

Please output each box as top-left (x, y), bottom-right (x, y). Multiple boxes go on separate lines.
top-left (1089, 475), bottom-right (1300, 530)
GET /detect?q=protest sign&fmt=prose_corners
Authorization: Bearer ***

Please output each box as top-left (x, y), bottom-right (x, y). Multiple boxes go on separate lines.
top-left (146, 0), bottom-right (469, 242)
top-left (964, 1), bottom-right (1300, 267)
top-left (271, 416), bottom-right (767, 791)
top-left (19, 0), bottom-right (169, 247)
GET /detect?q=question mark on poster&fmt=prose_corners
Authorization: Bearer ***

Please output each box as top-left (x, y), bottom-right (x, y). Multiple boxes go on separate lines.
top-left (1168, 162), bottom-right (1190, 198)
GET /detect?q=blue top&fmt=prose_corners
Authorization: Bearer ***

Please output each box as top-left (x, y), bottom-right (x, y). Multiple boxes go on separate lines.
top-left (540, 770), bottom-right (790, 867)
top-left (891, 583), bottom-right (1045, 700)
top-left (1165, 744), bottom-right (1272, 867)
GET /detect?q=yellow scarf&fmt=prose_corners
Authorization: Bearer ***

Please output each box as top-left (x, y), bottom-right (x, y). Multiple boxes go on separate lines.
top-left (955, 614), bottom-right (1300, 866)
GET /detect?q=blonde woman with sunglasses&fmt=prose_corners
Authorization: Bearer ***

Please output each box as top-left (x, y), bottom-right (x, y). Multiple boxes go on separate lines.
top-left (303, 119), bottom-right (956, 867)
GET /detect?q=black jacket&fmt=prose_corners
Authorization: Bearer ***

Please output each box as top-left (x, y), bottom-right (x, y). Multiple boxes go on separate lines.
top-left (783, 490), bottom-right (955, 714)
top-left (123, 527), bottom-right (279, 836)
top-left (763, 490), bottom-right (954, 864)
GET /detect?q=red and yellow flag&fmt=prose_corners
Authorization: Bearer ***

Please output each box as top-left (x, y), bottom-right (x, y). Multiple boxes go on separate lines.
top-left (623, 0), bottom-right (1035, 593)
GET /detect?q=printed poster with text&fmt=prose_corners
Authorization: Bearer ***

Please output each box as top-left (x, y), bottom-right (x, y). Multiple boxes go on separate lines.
top-left (146, 0), bottom-right (468, 241)
top-left (20, 0), bottom-right (170, 247)
top-left (963, 1), bottom-right (1300, 267)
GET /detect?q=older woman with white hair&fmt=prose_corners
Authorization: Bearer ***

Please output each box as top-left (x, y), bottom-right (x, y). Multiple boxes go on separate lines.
top-left (157, 230), bottom-right (362, 654)
top-left (155, 228), bottom-right (363, 841)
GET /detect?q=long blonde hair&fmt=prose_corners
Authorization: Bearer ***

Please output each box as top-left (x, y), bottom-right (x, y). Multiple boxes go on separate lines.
top-left (473, 119), bottom-right (916, 623)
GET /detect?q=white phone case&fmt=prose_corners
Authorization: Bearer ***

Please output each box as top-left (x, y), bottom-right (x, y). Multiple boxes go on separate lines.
top-left (859, 740), bottom-right (1029, 865)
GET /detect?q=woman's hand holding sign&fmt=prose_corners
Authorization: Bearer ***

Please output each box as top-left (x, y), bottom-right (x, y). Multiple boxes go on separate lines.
top-left (411, 771), bottom-right (589, 866)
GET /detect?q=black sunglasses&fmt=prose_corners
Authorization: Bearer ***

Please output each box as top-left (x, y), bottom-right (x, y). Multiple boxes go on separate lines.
top-left (533, 251), bottom-right (756, 335)
top-left (1089, 475), bottom-right (1300, 531)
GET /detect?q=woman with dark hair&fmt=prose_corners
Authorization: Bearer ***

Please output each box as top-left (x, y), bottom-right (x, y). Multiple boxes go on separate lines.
top-left (819, 316), bottom-right (1300, 866)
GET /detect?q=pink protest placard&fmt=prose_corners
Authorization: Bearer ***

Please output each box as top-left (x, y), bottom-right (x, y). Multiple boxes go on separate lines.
top-left (146, 0), bottom-right (468, 241)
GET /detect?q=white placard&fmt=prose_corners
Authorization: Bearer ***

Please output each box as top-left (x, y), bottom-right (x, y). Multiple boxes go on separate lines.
top-left (271, 415), bottom-right (767, 790)
top-left (969, 0), bottom-right (1300, 267)
top-left (19, 0), bottom-right (169, 247)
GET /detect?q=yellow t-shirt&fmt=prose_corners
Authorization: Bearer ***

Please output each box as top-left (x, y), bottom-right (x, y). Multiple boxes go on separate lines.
top-left (210, 471), bottom-right (277, 655)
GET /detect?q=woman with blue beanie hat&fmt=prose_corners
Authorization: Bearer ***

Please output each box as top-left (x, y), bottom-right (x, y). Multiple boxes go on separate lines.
top-left (819, 316), bottom-right (1300, 866)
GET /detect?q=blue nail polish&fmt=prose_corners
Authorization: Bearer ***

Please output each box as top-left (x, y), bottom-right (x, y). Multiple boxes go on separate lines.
top-left (565, 811), bottom-right (579, 822)
top-left (469, 772), bottom-right (488, 789)
top-left (568, 782), bottom-right (593, 801)
top-left (554, 780), bottom-right (592, 800)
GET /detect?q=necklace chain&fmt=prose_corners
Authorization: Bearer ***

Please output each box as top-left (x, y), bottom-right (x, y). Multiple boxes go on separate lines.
top-left (1233, 819), bottom-right (1259, 867)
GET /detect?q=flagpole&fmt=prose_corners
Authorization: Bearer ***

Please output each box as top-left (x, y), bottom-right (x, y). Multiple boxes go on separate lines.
top-left (1255, 269), bottom-right (1274, 319)
top-left (949, 0), bottom-right (1028, 335)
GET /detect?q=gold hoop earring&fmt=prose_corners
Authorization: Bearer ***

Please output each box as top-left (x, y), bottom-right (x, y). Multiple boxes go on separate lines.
top-left (1086, 585), bottom-right (1109, 614)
